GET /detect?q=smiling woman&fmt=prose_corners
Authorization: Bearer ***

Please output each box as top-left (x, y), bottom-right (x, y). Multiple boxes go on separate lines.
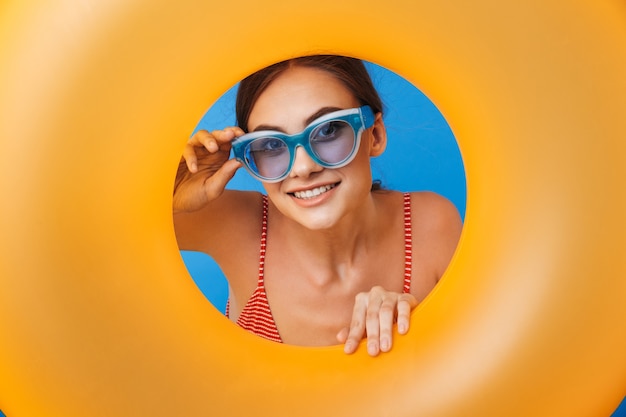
top-left (181, 59), bottom-right (466, 315)
top-left (2, 0), bottom-right (626, 416)
top-left (173, 55), bottom-right (464, 354)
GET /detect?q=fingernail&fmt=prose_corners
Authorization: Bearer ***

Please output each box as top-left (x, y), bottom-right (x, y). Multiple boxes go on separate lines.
top-left (368, 342), bottom-right (379, 356)
top-left (398, 323), bottom-right (407, 334)
top-left (344, 341), bottom-right (354, 354)
top-left (381, 338), bottom-right (390, 352)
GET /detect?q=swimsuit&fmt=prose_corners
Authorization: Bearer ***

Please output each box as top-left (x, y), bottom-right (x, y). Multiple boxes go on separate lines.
top-left (227, 192), bottom-right (413, 343)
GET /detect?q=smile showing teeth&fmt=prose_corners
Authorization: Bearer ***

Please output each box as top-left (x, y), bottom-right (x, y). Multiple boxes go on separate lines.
top-left (293, 184), bottom-right (336, 200)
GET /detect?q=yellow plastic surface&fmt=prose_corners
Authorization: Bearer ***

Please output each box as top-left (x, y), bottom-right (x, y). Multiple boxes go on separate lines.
top-left (1, 0), bottom-right (625, 416)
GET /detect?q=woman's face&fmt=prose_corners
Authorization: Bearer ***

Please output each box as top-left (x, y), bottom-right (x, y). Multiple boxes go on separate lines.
top-left (246, 65), bottom-right (386, 230)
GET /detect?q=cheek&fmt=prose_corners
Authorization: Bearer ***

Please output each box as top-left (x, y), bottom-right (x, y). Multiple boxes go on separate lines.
top-left (348, 146), bottom-right (375, 180)
top-left (338, 158), bottom-right (375, 198)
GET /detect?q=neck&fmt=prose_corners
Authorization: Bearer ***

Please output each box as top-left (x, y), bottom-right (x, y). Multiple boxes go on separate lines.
top-left (268, 193), bottom-right (387, 287)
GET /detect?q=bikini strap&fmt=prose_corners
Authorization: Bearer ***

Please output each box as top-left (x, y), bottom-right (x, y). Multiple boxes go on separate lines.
top-left (403, 192), bottom-right (413, 293)
top-left (225, 194), bottom-right (269, 318)
top-left (258, 195), bottom-right (269, 287)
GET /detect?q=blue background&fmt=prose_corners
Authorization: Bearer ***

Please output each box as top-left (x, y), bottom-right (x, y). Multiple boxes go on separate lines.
top-left (1, 62), bottom-right (623, 417)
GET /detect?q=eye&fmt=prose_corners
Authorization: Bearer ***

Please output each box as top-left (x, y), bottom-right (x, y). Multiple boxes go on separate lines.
top-left (251, 137), bottom-right (286, 153)
top-left (311, 121), bottom-right (347, 142)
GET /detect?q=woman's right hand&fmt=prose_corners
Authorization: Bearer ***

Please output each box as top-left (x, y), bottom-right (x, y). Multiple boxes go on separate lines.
top-left (173, 127), bottom-right (244, 213)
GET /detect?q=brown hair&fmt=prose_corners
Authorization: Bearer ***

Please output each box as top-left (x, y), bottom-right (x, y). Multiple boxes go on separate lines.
top-left (235, 55), bottom-right (383, 132)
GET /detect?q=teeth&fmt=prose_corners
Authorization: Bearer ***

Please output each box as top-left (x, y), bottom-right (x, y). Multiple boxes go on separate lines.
top-left (293, 184), bottom-right (335, 199)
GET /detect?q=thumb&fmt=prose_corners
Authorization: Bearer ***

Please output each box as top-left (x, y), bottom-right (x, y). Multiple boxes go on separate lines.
top-left (203, 158), bottom-right (242, 200)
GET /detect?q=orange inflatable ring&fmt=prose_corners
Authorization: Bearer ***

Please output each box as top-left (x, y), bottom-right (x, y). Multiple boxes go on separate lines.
top-left (1, 1), bottom-right (625, 416)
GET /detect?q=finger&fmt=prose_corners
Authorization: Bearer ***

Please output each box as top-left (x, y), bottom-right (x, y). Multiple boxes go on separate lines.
top-left (189, 128), bottom-right (241, 153)
top-left (365, 291), bottom-right (384, 356)
top-left (206, 127), bottom-right (245, 151)
top-left (203, 158), bottom-right (242, 200)
top-left (181, 146), bottom-right (198, 172)
top-left (215, 126), bottom-right (245, 143)
top-left (193, 130), bottom-right (221, 153)
top-left (182, 131), bottom-right (214, 172)
top-left (396, 294), bottom-right (418, 334)
top-left (336, 327), bottom-right (349, 344)
top-left (378, 296), bottom-right (397, 353)
top-left (183, 128), bottom-right (244, 172)
top-left (343, 293), bottom-right (368, 354)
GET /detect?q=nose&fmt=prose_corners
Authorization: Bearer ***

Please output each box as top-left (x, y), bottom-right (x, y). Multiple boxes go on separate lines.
top-left (289, 146), bottom-right (323, 178)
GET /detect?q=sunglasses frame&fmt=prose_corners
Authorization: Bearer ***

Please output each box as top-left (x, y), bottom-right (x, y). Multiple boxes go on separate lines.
top-left (231, 105), bottom-right (375, 182)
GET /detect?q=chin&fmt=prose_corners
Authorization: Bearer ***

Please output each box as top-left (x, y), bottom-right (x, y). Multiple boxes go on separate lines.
top-left (298, 215), bottom-right (339, 231)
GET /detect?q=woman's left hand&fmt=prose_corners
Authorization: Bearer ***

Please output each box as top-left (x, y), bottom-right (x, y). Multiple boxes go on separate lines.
top-left (337, 286), bottom-right (418, 356)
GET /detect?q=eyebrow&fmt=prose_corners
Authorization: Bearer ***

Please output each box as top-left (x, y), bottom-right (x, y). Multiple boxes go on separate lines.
top-left (252, 106), bottom-right (344, 133)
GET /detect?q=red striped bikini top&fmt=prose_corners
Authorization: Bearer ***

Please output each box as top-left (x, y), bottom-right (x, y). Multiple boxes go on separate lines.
top-left (228, 192), bottom-right (413, 343)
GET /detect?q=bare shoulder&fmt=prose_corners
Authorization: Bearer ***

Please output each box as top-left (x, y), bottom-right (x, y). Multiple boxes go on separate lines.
top-left (409, 191), bottom-right (461, 225)
top-left (174, 190), bottom-right (267, 305)
top-left (408, 191), bottom-right (463, 279)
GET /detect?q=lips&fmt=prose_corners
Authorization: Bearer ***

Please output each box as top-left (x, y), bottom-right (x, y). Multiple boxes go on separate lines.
top-left (292, 183), bottom-right (337, 200)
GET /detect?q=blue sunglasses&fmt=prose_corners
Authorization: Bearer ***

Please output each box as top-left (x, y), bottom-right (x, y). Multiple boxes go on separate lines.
top-left (231, 105), bottom-right (375, 182)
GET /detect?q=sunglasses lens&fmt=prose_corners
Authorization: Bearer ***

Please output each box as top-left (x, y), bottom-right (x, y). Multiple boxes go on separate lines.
top-left (309, 120), bottom-right (356, 165)
top-left (245, 137), bottom-right (290, 180)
